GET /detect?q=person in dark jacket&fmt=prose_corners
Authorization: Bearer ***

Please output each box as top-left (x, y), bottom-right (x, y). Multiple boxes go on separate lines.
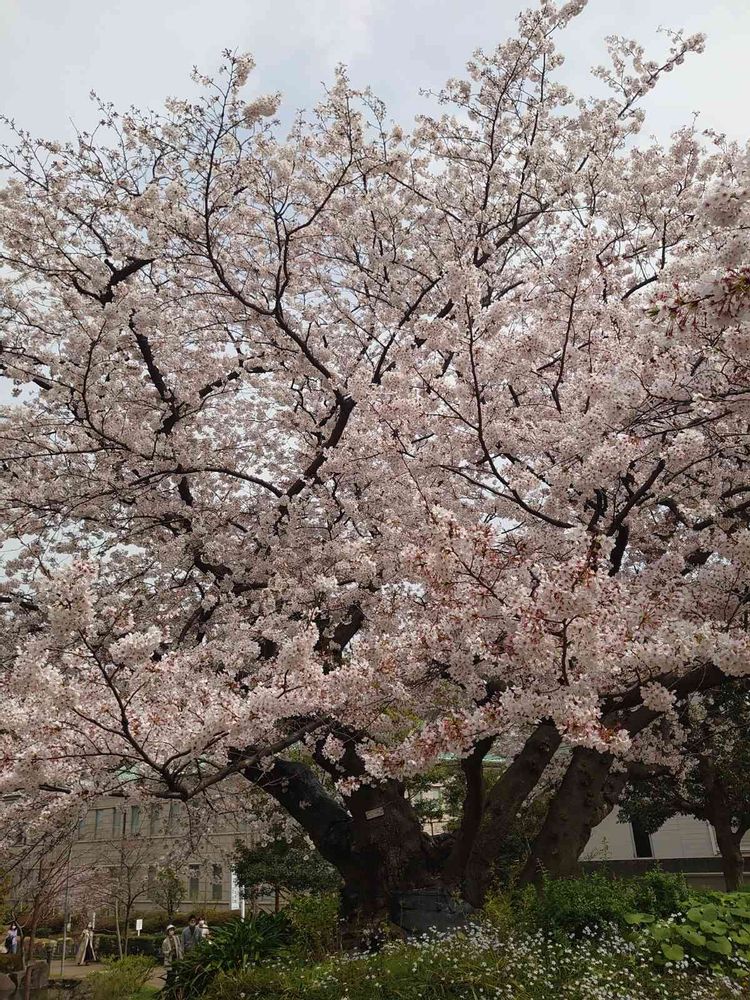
top-left (181, 914), bottom-right (201, 953)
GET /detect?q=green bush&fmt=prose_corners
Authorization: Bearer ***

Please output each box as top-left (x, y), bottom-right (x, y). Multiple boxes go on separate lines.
top-left (507, 870), bottom-right (689, 938)
top-left (627, 869), bottom-right (690, 918)
top-left (284, 893), bottom-right (340, 959)
top-left (626, 890), bottom-right (750, 978)
top-left (95, 931), bottom-right (162, 958)
top-left (516, 873), bottom-right (634, 936)
top-left (75, 955), bottom-right (155, 1000)
top-left (164, 913), bottom-right (292, 999)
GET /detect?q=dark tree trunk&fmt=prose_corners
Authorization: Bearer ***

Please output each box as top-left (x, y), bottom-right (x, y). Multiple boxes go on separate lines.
top-left (700, 761), bottom-right (747, 892)
top-left (714, 824), bottom-right (745, 891)
top-left (519, 747), bottom-right (618, 883)
top-left (340, 777), bottom-right (440, 929)
top-left (243, 758), bottom-right (445, 936)
top-left (519, 699), bottom-right (678, 885)
top-left (442, 737), bottom-right (494, 886)
top-left (461, 723), bottom-right (561, 905)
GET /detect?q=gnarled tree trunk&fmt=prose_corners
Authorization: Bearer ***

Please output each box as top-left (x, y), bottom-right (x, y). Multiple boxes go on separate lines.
top-left (244, 757), bottom-right (449, 938)
top-left (461, 723), bottom-right (561, 905)
top-left (519, 748), bottom-right (620, 884)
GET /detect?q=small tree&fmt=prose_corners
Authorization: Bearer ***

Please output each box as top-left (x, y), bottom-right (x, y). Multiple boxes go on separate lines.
top-left (234, 834), bottom-right (340, 913)
top-left (620, 682), bottom-right (750, 891)
top-left (98, 834), bottom-right (152, 957)
top-left (7, 830), bottom-right (106, 999)
top-left (150, 868), bottom-right (185, 921)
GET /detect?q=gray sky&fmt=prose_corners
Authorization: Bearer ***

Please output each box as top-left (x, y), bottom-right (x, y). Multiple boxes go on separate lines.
top-left (0, 0), bottom-right (748, 145)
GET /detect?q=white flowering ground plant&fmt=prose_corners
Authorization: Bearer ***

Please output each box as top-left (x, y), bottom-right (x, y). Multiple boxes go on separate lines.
top-left (202, 924), bottom-right (746, 1000)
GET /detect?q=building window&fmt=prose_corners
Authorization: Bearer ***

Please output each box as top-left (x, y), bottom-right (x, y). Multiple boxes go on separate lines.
top-left (94, 808), bottom-right (115, 841)
top-left (211, 865), bottom-right (223, 902)
top-left (147, 866), bottom-right (157, 895)
top-left (130, 806), bottom-right (141, 836)
top-left (149, 804), bottom-right (162, 837)
top-left (188, 864), bottom-right (200, 901)
top-left (167, 802), bottom-right (181, 832)
top-left (631, 820), bottom-right (654, 858)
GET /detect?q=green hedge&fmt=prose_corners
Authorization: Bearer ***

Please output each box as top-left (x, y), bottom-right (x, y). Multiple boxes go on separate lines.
top-left (95, 932), bottom-right (163, 958)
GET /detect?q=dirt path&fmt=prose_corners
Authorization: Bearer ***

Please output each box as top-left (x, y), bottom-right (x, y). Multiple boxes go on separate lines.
top-left (50, 958), bottom-right (165, 989)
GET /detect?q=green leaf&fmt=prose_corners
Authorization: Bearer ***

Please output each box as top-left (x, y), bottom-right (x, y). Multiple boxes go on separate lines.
top-left (624, 912), bottom-right (654, 925)
top-left (705, 937), bottom-right (733, 957)
top-left (687, 908), bottom-right (704, 923)
top-left (660, 943), bottom-right (685, 963)
top-left (700, 920), bottom-right (728, 935)
top-left (650, 924), bottom-right (671, 942)
top-left (677, 926), bottom-right (706, 947)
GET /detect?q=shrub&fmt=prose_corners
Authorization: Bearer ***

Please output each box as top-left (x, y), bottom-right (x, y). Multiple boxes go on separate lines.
top-left (284, 893), bottom-right (340, 959)
top-left (75, 955), bottom-right (155, 1000)
top-left (480, 889), bottom-right (517, 939)
top-left (517, 872), bottom-right (634, 936)
top-left (625, 869), bottom-right (689, 918)
top-left (95, 931), bottom-right (162, 958)
top-left (510, 870), bottom-right (690, 939)
top-left (164, 913), bottom-right (292, 999)
top-left (626, 890), bottom-right (750, 978)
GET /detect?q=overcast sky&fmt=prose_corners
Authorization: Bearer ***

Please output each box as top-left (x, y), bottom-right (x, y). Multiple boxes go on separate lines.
top-left (0, 0), bottom-right (748, 145)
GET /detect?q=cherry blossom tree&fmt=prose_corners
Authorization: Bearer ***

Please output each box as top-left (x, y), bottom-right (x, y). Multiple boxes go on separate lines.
top-left (0, 0), bottom-right (748, 933)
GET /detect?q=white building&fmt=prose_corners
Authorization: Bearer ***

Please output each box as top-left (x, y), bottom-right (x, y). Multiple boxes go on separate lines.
top-left (584, 808), bottom-right (750, 889)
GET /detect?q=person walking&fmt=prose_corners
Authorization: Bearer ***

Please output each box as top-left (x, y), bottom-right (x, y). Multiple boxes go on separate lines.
top-left (161, 924), bottom-right (183, 970)
top-left (4, 923), bottom-right (21, 955)
top-left (197, 917), bottom-right (210, 941)
top-left (181, 914), bottom-right (201, 954)
top-left (75, 924), bottom-right (96, 966)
